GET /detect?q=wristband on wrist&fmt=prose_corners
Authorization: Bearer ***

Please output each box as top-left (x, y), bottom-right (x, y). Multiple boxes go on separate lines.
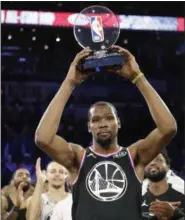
top-left (132, 72), bottom-right (144, 84)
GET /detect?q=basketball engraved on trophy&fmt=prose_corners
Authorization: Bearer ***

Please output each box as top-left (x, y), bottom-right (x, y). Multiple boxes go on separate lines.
top-left (73, 5), bottom-right (124, 72)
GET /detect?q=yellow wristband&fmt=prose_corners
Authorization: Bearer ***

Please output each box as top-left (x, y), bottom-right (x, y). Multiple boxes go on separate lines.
top-left (132, 73), bottom-right (143, 84)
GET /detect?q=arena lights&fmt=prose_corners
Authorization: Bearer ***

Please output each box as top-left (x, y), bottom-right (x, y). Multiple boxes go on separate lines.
top-left (32, 36), bottom-right (36, 41)
top-left (57, 2), bottom-right (63, 7)
top-left (44, 45), bottom-right (49, 50)
top-left (19, 57), bottom-right (26, 63)
top-left (56, 37), bottom-right (60, 42)
top-left (8, 35), bottom-right (12, 40)
top-left (1, 10), bottom-right (184, 32)
top-left (124, 39), bottom-right (128, 44)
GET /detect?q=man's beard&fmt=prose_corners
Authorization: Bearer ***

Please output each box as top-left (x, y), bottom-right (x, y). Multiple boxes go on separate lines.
top-left (96, 136), bottom-right (113, 149)
top-left (15, 181), bottom-right (30, 192)
top-left (145, 170), bottom-right (167, 182)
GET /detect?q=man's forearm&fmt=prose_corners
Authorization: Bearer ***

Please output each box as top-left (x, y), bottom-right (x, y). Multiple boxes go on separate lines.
top-left (35, 79), bottom-right (74, 144)
top-left (135, 76), bottom-right (177, 134)
top-left (26, 181), bottom-right (44, 220)
top-left (6, 207), bottom-right (19, 220)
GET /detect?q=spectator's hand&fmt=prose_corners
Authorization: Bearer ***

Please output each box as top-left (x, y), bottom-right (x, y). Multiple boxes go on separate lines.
top-left (149, 200), bottom-right (175, 220)
top-left (170, 201), bottom-right (181, 208)
top-left (15, 182), bottom-right (26, 208)
top-left (36, 158), bottom-right (47, 184)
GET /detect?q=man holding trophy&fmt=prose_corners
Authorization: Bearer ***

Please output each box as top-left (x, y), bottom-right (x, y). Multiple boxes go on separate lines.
top-left (35, 6), bottom-right (177, 220)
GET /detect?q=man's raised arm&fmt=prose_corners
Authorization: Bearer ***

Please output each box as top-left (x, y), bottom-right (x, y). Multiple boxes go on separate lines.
top-left (110, 45), bottom-right (177, 166)
top-left (35, 48), bottom-right (91, 171)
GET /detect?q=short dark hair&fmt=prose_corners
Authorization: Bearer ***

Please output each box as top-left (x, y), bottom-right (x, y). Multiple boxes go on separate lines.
top-left (161, 148), bottom-right (171, 166)
top-left (88, 101), bottom-right (118, 121)
top-left (46, 161), bottom-right (54, 171)
top-left (12, 168), bottom-right (30, 179)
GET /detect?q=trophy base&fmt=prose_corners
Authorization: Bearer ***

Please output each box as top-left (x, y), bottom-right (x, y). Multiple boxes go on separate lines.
top-left (79, 49), bottom-right (124, 72)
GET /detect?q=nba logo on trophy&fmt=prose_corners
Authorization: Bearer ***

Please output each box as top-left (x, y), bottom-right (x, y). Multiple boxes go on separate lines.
top-left (73, 5), bottom-right (124, 72)
top-left (90, 16), bottom-right (104, 42)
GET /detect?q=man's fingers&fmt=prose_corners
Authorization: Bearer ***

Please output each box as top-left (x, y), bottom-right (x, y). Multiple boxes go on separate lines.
top-left (112, 45), bottom-right (123, 50)
top-left (77, 52), bottom-right (91, 61)
top-left (149, 204), bottom-right (169, 215)
top-left (18, 182), bottom-right (25, 190)
top-left (42, 170), bottom-right (47, 178)
top-left (36, 158), bottom-right (41, 171)
top-left (150, 204), bottom-right (166, 212)
top-left (17, 182), bottom-right (25, 201)
top-left (150, 200), bottom-right (162, 205)
top-left (150, 203), bottom-right (168, 210)
top-left (170, 201), bottom-right (181, 207)
top-left (107, 68), bottom-right (120, 74)
top-left (74, 51), bottom-right (91, 65)
top-left (112, 45), bottom-right (133, 58)
top-left (76, 47), bottom-right (92, 58)
top-left (150, 201), bottom-right (159, 206)
top-left (153, 211), bottom-right (164, 217)
top-left (19, 190), bottom-right (23, 198)
top-left (42, 170), bottom-right (46, 175)
top-left (151, 200), bottom-right (180, 208)
top-left (79, 47), bottom-right (91, 54)
top-left (149, 208), bottom-right (167, 218)
top-left (150, 206), bottom-right (166, 212)
top-left (17, 188), bottom-right (24, 203)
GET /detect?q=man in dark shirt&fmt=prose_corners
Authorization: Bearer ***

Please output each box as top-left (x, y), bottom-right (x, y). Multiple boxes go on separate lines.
top-left (35, 46), bottom-right (177, 220)
top-left (1, 168), bottom-right (33, 220)
top-left (142, 149), bottom-right (185, 220)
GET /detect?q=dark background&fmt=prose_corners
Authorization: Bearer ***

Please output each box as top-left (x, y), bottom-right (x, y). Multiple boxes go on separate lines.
top-left (1, 1), bottom-right (185, 186)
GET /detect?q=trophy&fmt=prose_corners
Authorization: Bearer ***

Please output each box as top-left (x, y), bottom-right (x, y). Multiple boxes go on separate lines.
top-left (73, 5), bottom-right (124, 72)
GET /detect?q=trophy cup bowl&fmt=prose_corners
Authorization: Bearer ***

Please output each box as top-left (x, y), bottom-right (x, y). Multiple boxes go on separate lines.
top-left (73, 5), bottom-right (124, 72)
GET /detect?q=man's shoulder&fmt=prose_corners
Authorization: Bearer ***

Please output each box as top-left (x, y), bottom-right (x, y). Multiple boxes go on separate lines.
top-left (55, 193), bottom-right (72, 208)
top-left (168, 170), bottom-right (185, 182)
top-left (70, 143), bottom-right (84, 152)
top-left (2, 185), bottom-right (15, 196)
top-left (170, 187), bottom-right (185, 199)
top-left (69, 143), bottom-right (85, 158)
top-left (167, 171), bottom-right (185, 194)
top-left (1, 194), bottom-right (8, 203)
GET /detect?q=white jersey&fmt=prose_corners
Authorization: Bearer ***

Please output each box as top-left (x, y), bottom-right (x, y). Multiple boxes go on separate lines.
top-left (50, 194), bottom-right (72, 220)
top-left (142, 169), bottom-right (185, 195)
top-left (40, 193), bottom-right (57, 220)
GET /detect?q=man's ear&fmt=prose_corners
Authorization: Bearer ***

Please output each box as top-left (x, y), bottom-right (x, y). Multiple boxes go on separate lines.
top-left (118, 118), bottom-right (121, 129)
top-left (167, 164), bottom-right (170, 171)
top-left (87, 122), bottom-right (91, 133)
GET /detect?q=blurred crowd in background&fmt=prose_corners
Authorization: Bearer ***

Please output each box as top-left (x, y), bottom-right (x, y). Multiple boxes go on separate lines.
top-left (1, 2), bottom-right (185, 187)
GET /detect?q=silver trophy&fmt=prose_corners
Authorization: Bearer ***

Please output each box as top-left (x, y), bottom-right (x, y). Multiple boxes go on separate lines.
top-left (73, 5), bottom-right (124, 72)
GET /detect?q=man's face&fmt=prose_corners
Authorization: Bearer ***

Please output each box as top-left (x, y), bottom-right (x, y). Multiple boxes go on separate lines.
top-left (13, 169), bottom-right (31, 191)
top-left (145, 154), bottom-right (169, 182)
top-left (47, 162), bottom-right (67, 189)
top-left (88, 105), bottom-right (120, 149)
